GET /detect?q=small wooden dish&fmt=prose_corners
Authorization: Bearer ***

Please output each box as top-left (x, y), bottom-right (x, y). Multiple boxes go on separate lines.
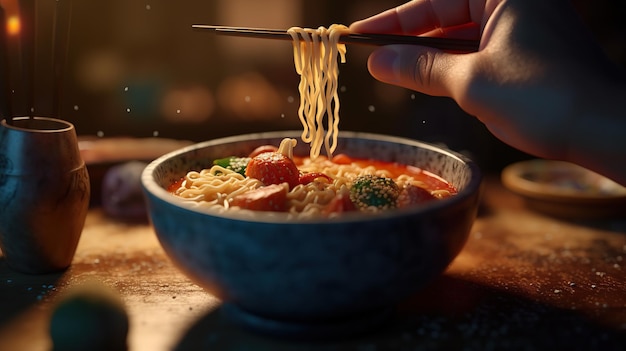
top-left (501, 159), bottom-right (626, 219)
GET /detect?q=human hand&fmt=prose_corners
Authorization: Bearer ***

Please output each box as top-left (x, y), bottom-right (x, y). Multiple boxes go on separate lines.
top-left (351, 0), bottom-right (626, 184)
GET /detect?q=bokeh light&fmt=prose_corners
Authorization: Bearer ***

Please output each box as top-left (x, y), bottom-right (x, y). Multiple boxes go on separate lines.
top-left (7, 15), bottom-right (20, 35)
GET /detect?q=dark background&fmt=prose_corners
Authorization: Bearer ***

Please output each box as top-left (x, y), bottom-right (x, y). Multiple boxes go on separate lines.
top-left (6, 0), bottom-right (626, 173)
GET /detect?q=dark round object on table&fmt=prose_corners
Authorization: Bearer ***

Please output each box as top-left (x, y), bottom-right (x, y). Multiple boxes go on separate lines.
top-left (102, 161), bottom-right (149, 221)
top-left (50, 281), bottom-right (129, 351)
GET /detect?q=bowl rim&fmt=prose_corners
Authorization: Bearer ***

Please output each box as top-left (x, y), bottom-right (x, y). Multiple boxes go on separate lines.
top-left (141, 130), bottom-right (483, 224)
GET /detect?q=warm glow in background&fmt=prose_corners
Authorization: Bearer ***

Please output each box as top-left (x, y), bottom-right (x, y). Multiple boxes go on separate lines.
top-left (6, 15), bottom-right (18, 35)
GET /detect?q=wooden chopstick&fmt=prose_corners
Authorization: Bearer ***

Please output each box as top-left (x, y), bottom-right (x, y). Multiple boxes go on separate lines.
top-left (192, 25), bottom-right (480, 52)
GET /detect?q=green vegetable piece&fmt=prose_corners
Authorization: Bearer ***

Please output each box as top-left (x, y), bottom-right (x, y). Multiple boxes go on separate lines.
top-left (213, 156), bottom-right (250, 175)
top-left (349, 175), bottom-right (400, 211)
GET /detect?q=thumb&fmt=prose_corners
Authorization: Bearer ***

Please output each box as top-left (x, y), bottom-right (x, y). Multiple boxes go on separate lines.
top-left (367, 45), bottom-right (466, 98)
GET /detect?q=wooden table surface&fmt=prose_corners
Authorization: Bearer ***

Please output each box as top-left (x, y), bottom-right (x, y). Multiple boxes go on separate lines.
top-left (1, 175), bottom-right (626, 350)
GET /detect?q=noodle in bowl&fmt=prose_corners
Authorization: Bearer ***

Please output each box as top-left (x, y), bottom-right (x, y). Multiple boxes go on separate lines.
top-left (141, 131), bottom-right (482, 335)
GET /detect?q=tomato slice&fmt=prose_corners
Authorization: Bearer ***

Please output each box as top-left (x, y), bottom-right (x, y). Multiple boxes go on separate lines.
top-left (323, 194), bottom-right (357, 215)
top-left (299, 172), bottom-right (332, 185)
top-left (245, 152), bottom-right (300, 189)
top-left (396, 184), bottom-right (435, 208)
top-left (230, 184), bottom-right (288, 212)
top-left (331, 153), bottom-right (352, 165)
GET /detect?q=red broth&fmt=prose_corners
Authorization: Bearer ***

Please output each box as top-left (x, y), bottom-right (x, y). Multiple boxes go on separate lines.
top-left (168, 154), bottom-right (456, 199)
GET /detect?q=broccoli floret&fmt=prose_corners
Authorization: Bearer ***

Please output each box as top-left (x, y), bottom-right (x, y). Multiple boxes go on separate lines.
top-left (213, 156), bottom-right (250, 175)
top-left (349, 175), bottom-right (400, 211)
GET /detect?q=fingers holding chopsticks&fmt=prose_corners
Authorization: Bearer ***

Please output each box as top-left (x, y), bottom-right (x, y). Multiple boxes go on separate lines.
top-left (349, 0), bottom-right (487, 38)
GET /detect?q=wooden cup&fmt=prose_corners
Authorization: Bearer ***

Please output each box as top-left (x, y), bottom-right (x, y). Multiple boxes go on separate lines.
top-left (0, 117), bottom-right (90, 274)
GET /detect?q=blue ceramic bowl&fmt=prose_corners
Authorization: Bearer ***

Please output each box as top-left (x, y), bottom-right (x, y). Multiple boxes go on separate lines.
top-left (141, 131), bottom-right (482, 335)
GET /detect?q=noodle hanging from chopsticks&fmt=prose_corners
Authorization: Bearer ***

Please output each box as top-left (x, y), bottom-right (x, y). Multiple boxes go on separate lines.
top-left (287, 24), bottom-right (350, 160)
